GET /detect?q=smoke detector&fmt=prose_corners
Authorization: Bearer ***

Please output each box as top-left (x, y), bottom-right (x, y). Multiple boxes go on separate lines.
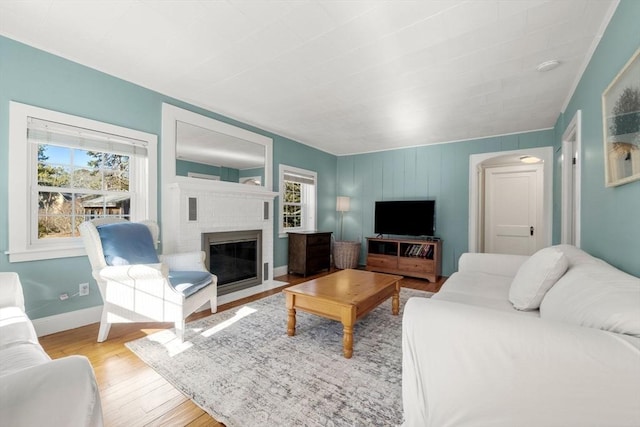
top-left (536, 60), bottom-right (560, 72)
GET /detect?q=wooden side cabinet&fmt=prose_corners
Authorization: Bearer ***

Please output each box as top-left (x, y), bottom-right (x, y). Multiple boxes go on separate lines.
top-left (366, 237), bottom-right (442, 282)
top-left (288, 231), bottom-right (332, 276)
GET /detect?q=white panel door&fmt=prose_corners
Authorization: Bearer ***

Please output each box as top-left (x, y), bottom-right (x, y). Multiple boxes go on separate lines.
top-left (484, 165), bottom-right (543, 255)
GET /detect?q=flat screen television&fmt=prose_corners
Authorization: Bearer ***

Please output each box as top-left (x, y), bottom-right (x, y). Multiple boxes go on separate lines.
top-left (374, 200), bottom-right (435, 237)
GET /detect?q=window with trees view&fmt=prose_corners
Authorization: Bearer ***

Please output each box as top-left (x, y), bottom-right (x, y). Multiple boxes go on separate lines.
top-left (279, 165), bottom-right (316, 236)
top-left (8, 102), bottom-right (157, 262)
top-left (37, 145), bottom-right (131, 239)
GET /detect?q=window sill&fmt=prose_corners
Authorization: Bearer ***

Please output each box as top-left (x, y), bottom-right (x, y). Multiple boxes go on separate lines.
top-left (7, 246), bottom-right (86, 263)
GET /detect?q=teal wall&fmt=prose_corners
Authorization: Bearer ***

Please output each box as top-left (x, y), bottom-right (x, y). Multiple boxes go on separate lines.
top-left (273, 136), bottom-right (337, 267)
top-left (553, 0), bottom-right (640, 277)
top-left (220, 166), bottom-right (240, 183)
top-left (176, 159), bottom-right (221, 178)
top-left (0, 36), bottom-right (337, 319)
top-left (177, 160), bottom-right (266, 185)
top-left (336, 131), bottom-right (554, 276)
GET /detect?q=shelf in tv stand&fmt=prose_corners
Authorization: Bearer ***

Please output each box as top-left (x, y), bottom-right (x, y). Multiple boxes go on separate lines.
top-left (365, 237), bottom-right (442, 282)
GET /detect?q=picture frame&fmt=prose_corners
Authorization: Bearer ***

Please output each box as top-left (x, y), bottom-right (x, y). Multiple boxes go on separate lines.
top-left (602, 48), bottom-right (640, 187)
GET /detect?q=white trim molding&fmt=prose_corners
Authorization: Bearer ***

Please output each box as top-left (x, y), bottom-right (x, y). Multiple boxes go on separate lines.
top-left (278, 164), bottom-right (318, 238)
top-left (32, 305), bottom-right (102, 337)
top-left (469, 146), bottom-right (554, 253)
top-left (7, 101), bottom-right (157, 262)
top-left (561, 110), bottom-right (582, 247)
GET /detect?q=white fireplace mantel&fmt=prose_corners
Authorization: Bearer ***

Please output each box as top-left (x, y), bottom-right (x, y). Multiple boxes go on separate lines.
top-left (162, 180), bottom-right (278, 254)
top-left (168, 177), bottom-right (279, 199)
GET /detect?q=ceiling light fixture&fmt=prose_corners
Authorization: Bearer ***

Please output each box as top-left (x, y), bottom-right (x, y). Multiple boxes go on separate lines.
top-left (536, 60), bottom-right (561, 72)
top-left (520, 155), bottom-right (541, 164)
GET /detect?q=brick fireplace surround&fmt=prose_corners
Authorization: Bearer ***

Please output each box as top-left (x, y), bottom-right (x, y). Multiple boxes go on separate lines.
top-left (162, 179), bottom-right (285, 307)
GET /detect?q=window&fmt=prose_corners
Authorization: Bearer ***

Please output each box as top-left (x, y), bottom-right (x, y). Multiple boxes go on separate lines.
top-left (279, 165), bottom-right (317, 237)
top-left (8, 102), bottom-right (157, 262)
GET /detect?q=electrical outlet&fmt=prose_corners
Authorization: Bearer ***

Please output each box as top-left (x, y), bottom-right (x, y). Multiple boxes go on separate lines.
top-left (59, 293), bottom-right (69, 301)
top-left (79, 282), bottom-right (89, 296)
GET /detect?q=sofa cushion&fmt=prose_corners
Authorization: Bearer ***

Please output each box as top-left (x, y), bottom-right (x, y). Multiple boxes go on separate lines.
top-left (509, 247), bottom-right (568, 311)
top-left (540, 262), bottom-right (640, 338)
top-left (434, 272), bottom-right (539, 316)
top-left (0, 307), bottom-right (39, 350)
top-left (0, 342), bottom-right (50, 377)
top-left (96, 222), bottom-right (160, 266)
top-left (554, 244), bottom-right (608, 268)
top-left (457, 252), bottom-right (528, 277)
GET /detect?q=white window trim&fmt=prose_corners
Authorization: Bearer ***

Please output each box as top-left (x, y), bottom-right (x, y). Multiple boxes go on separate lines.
top-left (7, 101), bottom-right (157, 262)
top-left (278, 164), bottom-right (317, 238)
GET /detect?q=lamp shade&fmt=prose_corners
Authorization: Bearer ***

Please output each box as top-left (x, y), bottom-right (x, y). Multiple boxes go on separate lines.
top-left (336, 196), bottom-right (350, 212)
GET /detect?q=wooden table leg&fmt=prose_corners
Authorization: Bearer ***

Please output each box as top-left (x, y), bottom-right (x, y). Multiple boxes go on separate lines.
top-left (341, 306), bottom-right (356, 359)
top-left (392, 281), bottom-right (400, 315)
top-left (287, 308), bottom-right (296, 336)
top-left (286, 294), bottom-right (296, 336)
top-left (343, 325), bottom-right (353, 358)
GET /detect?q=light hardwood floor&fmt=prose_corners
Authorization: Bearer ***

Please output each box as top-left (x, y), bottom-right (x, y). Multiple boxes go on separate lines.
top-left (39, 270), bottom-right (445, 427)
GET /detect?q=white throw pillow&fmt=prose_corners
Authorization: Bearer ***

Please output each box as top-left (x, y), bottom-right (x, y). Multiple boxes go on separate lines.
top-left (509, 247), bottom-right (569, 310)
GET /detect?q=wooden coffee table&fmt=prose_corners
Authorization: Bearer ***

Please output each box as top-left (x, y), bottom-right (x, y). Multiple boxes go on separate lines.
top-left (283, 269), bottom-right (403, 358)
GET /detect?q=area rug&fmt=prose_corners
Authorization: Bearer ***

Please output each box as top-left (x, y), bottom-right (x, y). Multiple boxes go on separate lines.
top-left (125, 288), bottom-right (433, 427)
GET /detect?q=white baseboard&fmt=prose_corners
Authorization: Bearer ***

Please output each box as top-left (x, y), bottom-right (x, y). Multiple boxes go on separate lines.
top-left (32, 273), bottom-right (292, 336)
top-left (273, 265), bottom-right (288, 278)
top-left (33, 305), bottom-right (103, 337)
top-left (217, 279), bottom-right (288, 306)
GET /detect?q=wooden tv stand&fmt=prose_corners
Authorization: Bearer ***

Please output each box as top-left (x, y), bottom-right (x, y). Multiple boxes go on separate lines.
top-left (365, 237), bottom-right (442, 282)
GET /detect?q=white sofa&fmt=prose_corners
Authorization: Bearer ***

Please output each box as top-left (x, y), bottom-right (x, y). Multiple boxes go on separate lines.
top-left (402, 245), bottom-right (640, 427)
top-left (0, 272), bottom-right (103, 427)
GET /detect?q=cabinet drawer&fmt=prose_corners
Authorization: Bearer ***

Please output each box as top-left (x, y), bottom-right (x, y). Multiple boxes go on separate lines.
top-left (307, 245), bottom-right (329, 258)
top-left (307, 257), bottom-right (329, 271)
top-left (367, 255), bottom-right (397, 269)
top-left (398, 258), bottom-right (434, 273)
top-left (307, 233), bottom-right (331, 246)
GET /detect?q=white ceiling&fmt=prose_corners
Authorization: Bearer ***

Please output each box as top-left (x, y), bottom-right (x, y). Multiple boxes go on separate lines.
top-left (0, 0), bottom-right (617, 156)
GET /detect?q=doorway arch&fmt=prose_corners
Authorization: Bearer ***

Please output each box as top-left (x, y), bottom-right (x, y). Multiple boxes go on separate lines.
top-left (468, 146), bottom-right (553, 253)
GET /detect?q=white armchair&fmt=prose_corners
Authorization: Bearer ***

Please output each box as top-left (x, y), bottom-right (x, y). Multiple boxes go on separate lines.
top-left (79, 218), bottom-right (217, 342)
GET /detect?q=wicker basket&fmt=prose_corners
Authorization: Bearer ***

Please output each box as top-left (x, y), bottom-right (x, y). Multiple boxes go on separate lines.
top-left (333, 241), bottom-right (361, 269)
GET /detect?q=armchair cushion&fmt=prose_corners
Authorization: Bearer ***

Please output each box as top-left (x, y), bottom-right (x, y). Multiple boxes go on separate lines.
top-left (168, 271), bottom-right (214, 297)
top-left (96, 222), bottom-right (160, 266)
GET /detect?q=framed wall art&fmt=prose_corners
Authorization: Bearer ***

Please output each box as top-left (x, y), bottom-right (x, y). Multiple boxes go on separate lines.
top-left (602, 48), bottom-right (640, 187)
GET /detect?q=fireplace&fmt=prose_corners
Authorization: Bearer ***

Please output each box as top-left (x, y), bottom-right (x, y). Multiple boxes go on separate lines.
top-left (203, 230), bottom-right (262, 296)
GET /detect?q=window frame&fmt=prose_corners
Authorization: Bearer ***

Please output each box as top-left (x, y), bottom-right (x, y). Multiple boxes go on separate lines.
top-left (278, 164), bottom-right (317, 238)
top-left (8, 101), bottom-right (157, 262)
